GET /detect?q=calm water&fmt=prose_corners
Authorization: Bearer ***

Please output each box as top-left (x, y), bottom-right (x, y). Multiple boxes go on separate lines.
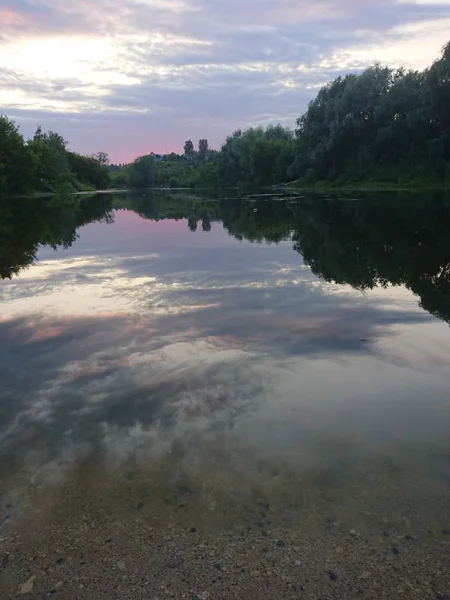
top-left (1, 190), bottom-right (450, 539)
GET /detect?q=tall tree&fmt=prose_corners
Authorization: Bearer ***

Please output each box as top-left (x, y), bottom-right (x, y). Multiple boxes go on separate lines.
top-left (290, 41), bottom-right (450, 183)
top-left (198, 139), bottom-right (209, 162)
top-left (0, 115), bottom-right (36, 195)
top-left (184, 140), bottom-right (195, 159)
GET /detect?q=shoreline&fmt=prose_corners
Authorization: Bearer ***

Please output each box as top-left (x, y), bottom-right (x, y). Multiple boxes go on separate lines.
top-left (0, 454), bottom-right (450, 600)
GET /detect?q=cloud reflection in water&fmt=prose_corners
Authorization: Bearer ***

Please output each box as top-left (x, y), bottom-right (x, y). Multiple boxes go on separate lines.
top-left (1, 209), bottom-right (450, 516)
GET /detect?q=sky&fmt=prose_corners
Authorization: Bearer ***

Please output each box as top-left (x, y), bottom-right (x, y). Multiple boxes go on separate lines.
top-left (1, 0), bottom-right (449, 163)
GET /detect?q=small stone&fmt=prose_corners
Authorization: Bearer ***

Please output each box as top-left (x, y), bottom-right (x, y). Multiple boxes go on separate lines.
top-left (190, 528), bottom-right (197, 534)
top-left (276, 539), bottom-right (285, 547)
top-left (294, 560), bottom-right (301, 567)
top-left (56, 581), bottom-right (63, 589)
top-left (137, 502), bottom-right (144, 510)
top-left (56, 558), bottom-right (65, 565)
top-left (117, 560), bottom-right (126, 571)
top-left (350, 529), bottom-right (358, 537)
top-left (392, 548), bottom-right (400, 555)
top-left (383, 529), bottom-right (390, 537)
top-left (255, 520), bottom-right (265, 528)
top-left (20, 575), bottom-right (36, 594)
top-left (359, 571), bottom-right (371, 580)
top-left (197, 592), bottom-right (210, 600)
top-left (329, 571), bottom-right (338, 582)
top-left (250, 571), bottom-right (260, 577)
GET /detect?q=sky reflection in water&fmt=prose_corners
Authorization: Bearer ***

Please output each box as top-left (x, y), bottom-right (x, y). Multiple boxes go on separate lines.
top-left (1, 198), bottom-right (450, 524)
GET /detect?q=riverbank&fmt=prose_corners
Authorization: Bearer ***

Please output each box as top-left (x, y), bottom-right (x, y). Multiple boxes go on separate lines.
top-left (1, 445), bottom-right (449, 600)
top-left (284, 178), bottom-right (450, 193)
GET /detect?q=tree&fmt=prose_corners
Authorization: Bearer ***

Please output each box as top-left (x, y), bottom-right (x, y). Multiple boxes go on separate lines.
top-left (427, 41), bottom-right (450, 172)
top-left (290, 41), bottom-right (450, 183)
top-left (198, 139), bottom-right (209, 162)
top-left (28, 127), bottom-right (74, 192)
top-left (127, 155), bottom-right (156, 188)
top-left (68, 152), bottom-right (111, 190)
top-left (184, 140), bottom-right (195, 159)
top-left (0, 115), bottom-right (36, 195)
top-left (217, 126), bottom-right (295, 186)
top-left (92, 152), bottom-right (109, 166)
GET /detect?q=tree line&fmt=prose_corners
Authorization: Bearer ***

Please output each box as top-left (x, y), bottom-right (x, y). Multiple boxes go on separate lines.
top-left (2, 40), bottom-right (449, 195)
top-left (0, 118), bottom-right (110, 196)
top-left (290, 41), bottom-right (450, 185)
top-left (109, 125), bottom-right (296, 189)
top-left (110, 40), bottom-right (450, 189)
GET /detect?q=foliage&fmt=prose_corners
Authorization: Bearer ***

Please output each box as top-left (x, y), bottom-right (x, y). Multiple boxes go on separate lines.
top-left (0, 116), bottom-right (110, 196)
top-left (28, 127), bottom-right (76, 192)
top-left (127, 155), bottom-right (157, 188)
top-left (0, 116), bottom-right (36, 195)
top-left (68, 152), bottom-right (110, 190)
top-left (290, 42), bottom-right (450, 184)
top-left (183, 140), bottom-right (195, 159)
top-left (216, 125), bottom-right (295, 187)
top-left (198, 139), bottom-right (209, 162)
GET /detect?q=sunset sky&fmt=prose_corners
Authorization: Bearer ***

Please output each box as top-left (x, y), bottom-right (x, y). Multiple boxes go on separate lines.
top-left (1, 0), bottom-right (449, 163)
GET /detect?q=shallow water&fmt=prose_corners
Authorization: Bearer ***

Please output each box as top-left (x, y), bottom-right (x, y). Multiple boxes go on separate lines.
top-left (1, 191), bottom-right (450, 597)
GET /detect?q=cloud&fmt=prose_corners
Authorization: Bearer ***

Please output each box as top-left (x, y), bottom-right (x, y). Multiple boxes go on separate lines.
top-left (0, 0), bottom-right (449, 160)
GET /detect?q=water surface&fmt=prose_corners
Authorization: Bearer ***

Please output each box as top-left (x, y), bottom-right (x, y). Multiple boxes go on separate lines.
top-left (1, 191), bottom-right (450, 597)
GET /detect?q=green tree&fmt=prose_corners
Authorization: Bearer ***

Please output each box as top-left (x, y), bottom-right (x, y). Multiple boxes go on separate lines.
top-left (290, 40), bottom-right (450, 184)
top-left (28, 127), bottom-right (74, 192)
top-left (0, 115), bottom-right (36, 195)
top-left (184, 140), bottom-right (195, 160)
top-left (217, 125), bottom-right (295, 186)
top-left (198, 139), bottom-right (209, 162)
top-left (68, 152), bottom-right (111, 190)
top-left (427, 41), bottom-right (450, 174)
top-left (127, 155), bottom-right (157, 188)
